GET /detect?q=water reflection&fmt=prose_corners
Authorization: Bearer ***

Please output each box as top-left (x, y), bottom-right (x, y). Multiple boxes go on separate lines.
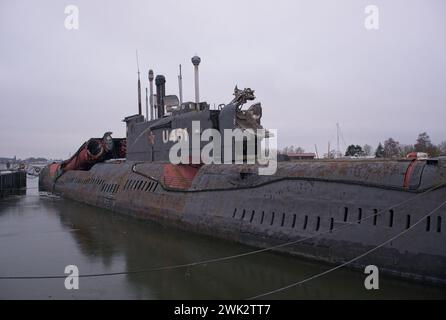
top-left (0, 177), bottom-right (445, 299)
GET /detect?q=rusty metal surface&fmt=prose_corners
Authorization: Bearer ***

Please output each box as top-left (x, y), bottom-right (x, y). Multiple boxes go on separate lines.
top-left (190, 159), bottom-right (436, 192)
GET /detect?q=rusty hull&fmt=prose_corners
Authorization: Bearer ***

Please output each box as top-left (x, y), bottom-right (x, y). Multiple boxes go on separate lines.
top-left (39, 158), bottom-right (446, 285)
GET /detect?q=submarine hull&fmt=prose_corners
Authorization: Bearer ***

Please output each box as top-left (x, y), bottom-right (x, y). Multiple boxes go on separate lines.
top-left (39, 159), bottom-right (446, 285)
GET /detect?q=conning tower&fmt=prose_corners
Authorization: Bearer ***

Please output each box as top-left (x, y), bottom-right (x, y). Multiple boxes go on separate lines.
top-left (124, 56), bottom-right (265, 163)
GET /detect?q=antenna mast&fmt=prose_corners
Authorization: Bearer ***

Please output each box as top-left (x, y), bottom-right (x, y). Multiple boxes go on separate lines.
top-left (336, 122), bottom-right (340, 158)
top-left (145, 87), bottom-right (148, 121)
top-left (328, 141), bottom-right (331, 159)
top-left (178, 64), bottom-right (183, 106)
top-left (148, 70), bottom-right (154, 120)
top-left (136, 50), bottom-right (142, 115)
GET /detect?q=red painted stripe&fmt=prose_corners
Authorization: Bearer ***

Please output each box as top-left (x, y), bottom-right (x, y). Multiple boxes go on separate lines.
top-left (163, 164), bottom-right (200, 190)
top-left (403, 160), bottom-right (417, 189)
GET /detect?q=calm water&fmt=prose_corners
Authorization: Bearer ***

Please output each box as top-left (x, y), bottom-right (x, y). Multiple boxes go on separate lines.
top-left (0, 176), bottom-right (445, 299)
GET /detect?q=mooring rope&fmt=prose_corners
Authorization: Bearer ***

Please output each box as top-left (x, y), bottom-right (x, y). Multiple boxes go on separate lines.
top-left (246, 199), bottom-right (446, 300)
top-left (0, 181), bottom-right (444, 280)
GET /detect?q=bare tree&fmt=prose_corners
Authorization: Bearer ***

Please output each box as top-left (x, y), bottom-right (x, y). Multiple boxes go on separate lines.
top-left (363, 144), bottom-right (372, 156)
top-left (281, 146), bottom-right (289, 155)
top-left (414, 132), bottom-right (441, 156)
top-left (439, 141), bottom-right (446, 155)
top-left (325, 149), bottom-right (336, 159)
top-left (294, 146), bottom-right (305, 153)
top-left (281, 145), bottom-right (305, 154)
top-left (414, 132), bottom-right (432, 152)
top-left (383, 138), bottom-right (401, 158)
top-left (399, 144), bottom-right (415, 157)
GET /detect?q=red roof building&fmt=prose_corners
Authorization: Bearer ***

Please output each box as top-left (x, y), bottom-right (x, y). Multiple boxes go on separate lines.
top-left (287, 153), bottom-right (316, 160)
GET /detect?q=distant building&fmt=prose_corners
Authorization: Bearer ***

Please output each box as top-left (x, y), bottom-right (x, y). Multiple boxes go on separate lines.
top-left (287, 152), bottom-right (316, 160)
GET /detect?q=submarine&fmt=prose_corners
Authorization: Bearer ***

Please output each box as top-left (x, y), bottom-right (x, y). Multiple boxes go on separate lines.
top-left (39, 56), bottom-right (446, 285)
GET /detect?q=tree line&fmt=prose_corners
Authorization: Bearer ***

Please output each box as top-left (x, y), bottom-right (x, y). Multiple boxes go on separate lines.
top-left (280, 132), bottom-right (446, 158)
top-left (345, 132), bottom-right (446, 158)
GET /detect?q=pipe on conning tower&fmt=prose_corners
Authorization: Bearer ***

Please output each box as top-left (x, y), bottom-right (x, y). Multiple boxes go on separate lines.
top-left (137, 72), bottom-right (142, 115)
top-left (148, 69), bottom-right (154, 120)
top-left (191, 55), bottom-right (201, 105)
top-left (178, 64), bottom-right (183, 107)
top-left (155, 75), bottom-right (166, 118)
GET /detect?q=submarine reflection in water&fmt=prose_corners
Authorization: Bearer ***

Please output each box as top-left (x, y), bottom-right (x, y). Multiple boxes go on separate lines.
top-left (1, 179), bottom-right (445, 299)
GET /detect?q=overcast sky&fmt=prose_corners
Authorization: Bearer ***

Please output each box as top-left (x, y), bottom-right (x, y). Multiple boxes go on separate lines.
top-left (1, 0), bottom-right (445, 159)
